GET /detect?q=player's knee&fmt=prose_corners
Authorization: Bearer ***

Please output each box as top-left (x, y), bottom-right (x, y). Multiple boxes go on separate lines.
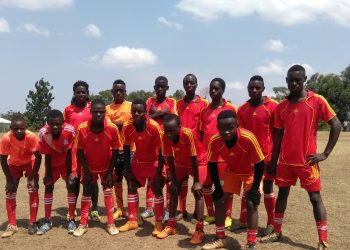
top-left (277, 187), bottom-right (290, 200)
top-left (246, 199), bottom-right (256, 212)
top-left (263, 180), bottom-right (273, 194)
top-left (83, 184), bottom-right (93, 195)
top-left (309, 192), bottom-right (322, 206)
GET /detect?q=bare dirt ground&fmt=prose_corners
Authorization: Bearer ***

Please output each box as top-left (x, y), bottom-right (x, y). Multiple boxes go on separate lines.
top-left (0, 131), bottom-right (349, 250)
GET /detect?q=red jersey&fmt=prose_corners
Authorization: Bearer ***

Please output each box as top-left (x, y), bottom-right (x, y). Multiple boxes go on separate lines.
top-left (38, 123), bottom-right (75, 169)
top-left (177, 95), bottom-right (208, 139)
top-left (274, 90), bottom-right (336, 166)
top-left (123, 117), bottom-right (162, 164)
top-left (237, 97), bottom-right (278, 162)
top-left (162, 127), bottom-right (207, 168)
top-left (208, 128), bottom-right (265, 175)
top-left (75, 120), bottom-right (121, 173)
top-left (146, 97), bottom-right (177, 129)
top-left (63, 101), bottom-right (91, 130)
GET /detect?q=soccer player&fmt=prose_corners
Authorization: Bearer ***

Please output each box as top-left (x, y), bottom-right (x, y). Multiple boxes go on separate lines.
top-left (119, 99), bottom-right (165, 236)
top-left (261, 65), bottom-right (341, 250)
top-left (1, 115), bottom-right (42, 237)
top-left (73, 99), bottom-right (120, 237)
top-left (237, 75), bottom-right (278, 234)
top-left (157, 114), bottom-right (206, 245)
top-left (176, 73), bottom-right (208, 220)
top-left (199, 78), bottom-right (236, 226)
top-left (106, 79), bottom-right (132, 219)
top-left (202, 110), bottom-right (265, 250)
top-left (37, 110), bottom-right (77, 234)
top-left (63, 80), bottom-right (100, 222)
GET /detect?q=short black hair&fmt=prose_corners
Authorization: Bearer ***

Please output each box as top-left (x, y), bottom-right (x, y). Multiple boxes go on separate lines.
top-left (11, 115), bottom-right (26, 124)
top-left (217, 110), bottom-right (237, 122)
top-left (210, 78), bottom-right (226, 91)
top-left (73, 80), bottom-right (89, 92)
top-left (113, 79), bottom-right (126, 86)
top-left (249, 75), bottom-right (264, 85)
top-left (287, 64), bottom-right (306, 74)
top-left (91, 98), bottom-right (105, 108)
top-left (47, 109), bottom-right (63, 120)
top-left (183, 74), bottom-right (197, 84)
top-left (163, 114), bottom-right (181, 126)
top-left (131, 99), bottom-right (146, 110)
top-left (155, 76), bottom-right (168, 84)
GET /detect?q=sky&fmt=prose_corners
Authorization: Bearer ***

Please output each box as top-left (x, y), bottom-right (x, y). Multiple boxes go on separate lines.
top-left (0, 0), bottom-right (350, 114)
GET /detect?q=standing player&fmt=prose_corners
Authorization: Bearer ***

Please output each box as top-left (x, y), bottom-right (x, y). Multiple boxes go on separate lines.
top-left (261, 65), bottom-right (341, 250)
top-left (73, 99), bottom-right (120, 236)
top-left (237, 75), bottom-right (278, 234)
top-left (37, 110), bottom-right (77, 234)
top-left (202, 110), bottom-right (265, 250)
top-left (1, 115), bottom-right (42, 237)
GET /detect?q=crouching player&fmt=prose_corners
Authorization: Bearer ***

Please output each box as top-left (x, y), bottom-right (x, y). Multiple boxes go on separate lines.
top-left (73, 99), bottom-right (120, 237)
top-left (37, 110), bottom-right (77, 235)
top-left (157, 114), bottom-right (206, 244)
top-left (202, 110), bottom-right (264, 250)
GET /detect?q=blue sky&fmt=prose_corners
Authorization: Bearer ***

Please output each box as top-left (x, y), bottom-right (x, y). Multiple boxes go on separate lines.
top-left (0, 0), bottom-right (349, 114)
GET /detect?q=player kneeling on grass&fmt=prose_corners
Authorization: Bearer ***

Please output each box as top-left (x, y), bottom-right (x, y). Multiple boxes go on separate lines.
top-left (1, 115), bottom-right (42, 238)
top-left (202, 110), bottom-right (264, 250)
top-left (37, 110), bottom-right (77, 235)
top-left (157, 114), bottom-right (206, 244)
top-left (73, 98), bottom-right (120, 237)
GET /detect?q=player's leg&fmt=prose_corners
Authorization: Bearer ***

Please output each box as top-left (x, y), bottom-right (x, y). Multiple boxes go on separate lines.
top-left (102, 176), bottom-right (118, 236)
top-left (203, 183), bottom-right (215, 224)
top-left (66, 172), bottom-right (78, 233)
top-left (26, 164), bottom-right (40, 235)
top-left (263, 179), bottom-right (276, 235)
top-left (37, 180), bottom-right (55, 235)
top-left (177, 176), bottom-right (189, 220)
top-left (90, 183), bottom-right (100, 222)
top-left (113, 151), bottom-right (126, 219)
top-left (141, 179), bottom-right (155, 219)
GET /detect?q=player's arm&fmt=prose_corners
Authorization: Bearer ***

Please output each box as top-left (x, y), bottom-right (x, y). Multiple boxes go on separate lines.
top-left (268, 128), bottom-right (284, 176)
top-left (43, 154), bottom-right (53, 186)
top-left (65, 148), bottom-right (75, 186)
top-left (153, 148), bottom-right (165, 196)
top-left (246, 160), bottom-right (264, 206)
top-left (208, 161), bottom-right (223, 201)
top-left (191, 156), bottom-right (203, 200)
top-left (77, 148), bottom-right (91, 183)
top-left (166, 155), bottom-right (178, 195)
top-left (123, 144), bottom-right (133, 181)
top-left (1, 154), bottom-right (16, 194)
top-left (27, 150), bottom-right (42, 191)
top-left (105, 149), bottom-right (118, 188)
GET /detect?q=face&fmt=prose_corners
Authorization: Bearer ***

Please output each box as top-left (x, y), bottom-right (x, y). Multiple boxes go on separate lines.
top-left (131, 104), bottom-right (146, 123)
top-left (164, 120), bottom-right (180, 142)
top-left (10, 120), bottom-right (26, 140)
top-left (48, 116), bottom-right (63, 137)
top-left (154, 80), bottom-right (169, 97)
top-left (90, 103), bottom-right (105, 123)
top-left (74, 85), bottom-right (89, 104)
top-left (248, 80), bottom-right (265, 100)
top-left (286, 70), bottom-right (306, 95)
top-left (217, 117), bottom-right (237, 142)
top-left (111, 84), bottom-right (126, 103)
top-left (209, 81), bottom-right (224, 101)
top-left (183, 76), bottom-right (197, 95)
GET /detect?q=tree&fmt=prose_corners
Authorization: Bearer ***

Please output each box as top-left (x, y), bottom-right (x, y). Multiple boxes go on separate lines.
top-left (272, 86), bottom-right (289, 102)
top-left (169, 89), bottom-right (185, 100)
top-left (126, 90), bottom-right (154, 102)
top-left (25, 78), bottom-right (54, 130)
top-left (90, 89), bottom-right (113, 104)
top-left (1, 110), bottom-right (23, 121)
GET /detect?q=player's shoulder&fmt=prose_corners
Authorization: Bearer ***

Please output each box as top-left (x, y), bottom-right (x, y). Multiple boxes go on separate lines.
top-left (106, 121), bottom-right (118, 130)
top-left (225, 100), bottom-right (237, 111)
top-left (182, 127), bottom-right (194, 138)
top-left (25, 130), bottom-right (38, 141)
top-left (209, 132), bottom-right (222, 144)
top-left (276, 98), bottom-right (289, 109)
top-left (238, 102), bottom-right (250, 112)
top-left (124, 119), bottom-right (133, 128)
top-left (146, 96), bottom-right (156, 103)
top-left (265, 96), bottom-right (279, 105)
top-left (239, 128), bottom-right (259, 143)
top-left (63, 123), bottom-right (75, 133)
top-left (1, 131), bottom-right (11, 141)
top-left (77, 121), bottom-right (88, 131)
top-left (38, 125), bottom-right (50, 136)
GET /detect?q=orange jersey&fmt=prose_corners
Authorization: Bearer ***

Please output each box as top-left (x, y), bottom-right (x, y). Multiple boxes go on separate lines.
top-left (146, 97), bottom-right (177, 129)
top-left (123, 117), bottom-right (162, 164)
top-left (38, 123), bottom-right (75, 169)
top-left (75, 120), bottom-right (121, 173)
top-left (274, 90), bottom-right (336, 166)
top-left (162, 127), bottom-right (207, 169)
top-left (63, 101), bottom-right (91, 130)
top-left (208, 128), bottom-right (265, 175)
top-left (0, 130), bottom-right (39, 166)
top-left (177, 95), bottom-right (208, 139)
top-left (237, 97), bottom-right (278, 162)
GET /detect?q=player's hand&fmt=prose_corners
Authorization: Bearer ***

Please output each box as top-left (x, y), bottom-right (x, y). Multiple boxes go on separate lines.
top-left (105, 172), bottom-right (113, 188)
top-left (212, 187), bottom-right (223, 201)
top-left (246, 189), bottom-right (261, 206)
top-left (5, 180), bottom-right (16, 194)
top-left (43, 175), bottom-right (53, 186)
top-left (267, 161), bottom-right (277, 177)
top-left (27, 176), bottom-right (38, 191)
top-left (306, 153), bottom-right (327, 165)
top-left (192, 182), bottom-right (203, 200)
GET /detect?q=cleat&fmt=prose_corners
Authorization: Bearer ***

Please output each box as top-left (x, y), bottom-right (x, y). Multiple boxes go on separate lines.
top-left (141, 209), bottom-right (154, 220)
top-left (152, 222), bottom-right (163, 237)
top-left (28, 222), bottom-right (39, 235)
top-left (317, 241), bottom-right (329, 250)
top-left (162, 211), bottom-right (169, 223)
top-left (224, 216), bottom-right (233, 228)
top-left (204, 215), bottom-right (215, 226)
top-left (202, 238), bottom-right (226, 249)
top-left (190, 230), bottom-right (204, 245)
top-left (36, 220), bottom-right (52, 235)
top-left (90, 210), bottom-right (101, 222)
top-left (113, 208), bottom-right (126, 220)
top-left (229, 221), bottom-right (247, 231)
top-left (67, 220), bottom-right (77, 234)
top-left (245, 244), bottom-right (256, 250)
top-left (118, 221), bottom-right (138, 232)
top-left (1, 224), bottom-right (18, 238)
top-left (260, 231), bottom-right (282, 243)
top-left (156, 226), bottom-right (176, 239)
top-left (263, 224), bottom-right (274, 236)
top-left (73, 224), bottom-right (88, 237)
top-left (106, 224), bottom-right (119, 235)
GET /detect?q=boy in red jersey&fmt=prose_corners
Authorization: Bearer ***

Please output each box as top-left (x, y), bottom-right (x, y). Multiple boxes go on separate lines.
top-left (37, 110), bottom-right (77, 235)
top-left (261, 65), bottom-right (341, 250)
top-left (202, 110), bottom-right (265, 250)
top-left (1, 115), bottom-right (42, 238)
top-left (199, 78), bottom-right (236, 227)
top-left (119, 99), bottom-right (165, 236)
top-left (157, 114), bottom-right (207, 245)
top-left (237, 75), bottom-right (278, 234)
top-left (73, 99), bottom-right (120, 237)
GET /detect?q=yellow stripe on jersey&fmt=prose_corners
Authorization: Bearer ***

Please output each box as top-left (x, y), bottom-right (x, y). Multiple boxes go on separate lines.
top-left (207, 133), bottom-right (221, 160)
top-left (74, 122), bottom-right (88, 147)
top-left (226, 102), bottom-right (237, 112)
top-left (270, 98), bottom-right (279, 104)
top-left (183, 128), bottom-right (196, 155)
top-left (149, 119), bottom-right (163, 136)
top-left (241, 131), bottom-right (265, 160)
top-left (169, 98), bottom-right (178, 115)
top-left (314, 94), bottom-right (336, 116)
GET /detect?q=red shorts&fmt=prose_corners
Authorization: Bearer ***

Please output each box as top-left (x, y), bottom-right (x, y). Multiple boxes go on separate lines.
top-left (275, 163), bottom-right (321, 192)
top-left (175, 162), bottom-right (211, 185)
top-left (81, 170), bottom-right (108, 184)
top-left (46, 164), bottom-right (78, 184)
top-left (221, 171), bottom-right (254, 195)
top-left (131, 161), bottom-right (157, 187)
top-left (9, 162), bottom-right (39, 181)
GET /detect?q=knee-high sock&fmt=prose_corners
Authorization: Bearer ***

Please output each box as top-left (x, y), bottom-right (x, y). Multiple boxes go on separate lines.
top-left (127, 193), bottom-right (138, 222)
top-left (67, 192), bottom-right (77, 220)
top-left (264, 192), bottom-right (276, 225)
top-left (203, 186), bottom-right (215, 217)
top-left (103, 188), bottom-right (114, 225)
top-left (44, 193), bottom-right (53, 220)
top-left (239, 193), bottom-right (247, 223)
top-left (154, 195), bottom-right (164, 223)
top-left (179, 180), bottom-right (188, 213)
top-left (114, 182), bottom-right (124, 211)
top-left (6, 192), bottom-right (16, 225)
top-left (226, 194), bottom-right (233, 217)
top-left (316, 220), bottom-right (328, 243)
top-left (146, 181), bottom-right (154, 211)
top-left (80, 195), bottom-right (91, 226)
top-left (28, 187), bottom-right (39, 224)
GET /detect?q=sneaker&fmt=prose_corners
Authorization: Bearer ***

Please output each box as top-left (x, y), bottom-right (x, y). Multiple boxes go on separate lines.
top-left (156, 226), bottom-right (176, 239)
top-left (317, 241), bottom-right (329, 250)
top-left (28, 222), bottom-right (39, 235)
top-left (152, 222), bottom-right (163, 237)
top-left (118, 221), bottom-right (138, 232)
top-left (73, 224), bottom-right (88, 237)
top-left (36, 220), bottom-right (52, 235)
top-left (113, 208), bottom-right (126, 220)
top-left (229, 220), bottom-right (247, 231)
top-left (190, 230), bottom-right (204, 245)
top-left (90, 210), bottom-right (101, 222)
top-left (245, 244), bottom-right (256, 250)
top-left (162, 211), bottom-right (169, 223)
top-left (141, 209), bottom-right (154, 219)
top-left (224, 216), bottom-right (233, 228)
top-left (67, 220), bottom-right (77, 234)
top-left (202, 238), bottom-right (226, 249)
top-left (263, 224), bottom-right (274, 236)
top-left (260, 231), bottom-right (282, 243)
top-left (106, 224), bottom-right (119, 235)
top-left (204, 215), bottom-right (215, 226)
top-left (1, 224), bottom-right (18, 238)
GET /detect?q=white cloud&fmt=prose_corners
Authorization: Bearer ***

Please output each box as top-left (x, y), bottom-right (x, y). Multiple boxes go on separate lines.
top-left (227, 81), bottom-right (245, 90)
top-left (0, 18), bottom-right (10, 32)
top-left (176, 0), bottom-right (350, 27)
top-left (0, 0), bottom-right (73, 10)
top-left (84, 24), bottom-right (102, 37)
top-left (158, 17), bottom-right (183, 31)
top-left (256, 59), bottom-right (314, 76)
top-left (100, 46), bottom-right (157, 68)
top-left (263, 39), bottom-right (285, 52)
top-left (18, 23), bottom-right (50, 37)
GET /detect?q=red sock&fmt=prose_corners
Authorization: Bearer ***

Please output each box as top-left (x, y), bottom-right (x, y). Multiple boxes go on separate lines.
top-left (6, 192), bottom-right (16, 225)
top-left (179, 180), bottom-right (188, 213)
top-left (273, 212), bottom-right (284, 233)
top-left (316, 220), bottom-right (328, 243)
top-left (44, 193), bottom-right (53, 220)
top-left (154, 195), bottom-right (164, 223)
top-left (80, 195), bottom-right (91, 225)
top-left (247, 229), bottom-right (257, 245)
top-left (165, 182), bottom-right (170, 211)
top-left (127, 193), bottom-right (138, 222)
top-left (196, 221), bottom-right (204, 231)
top-left (264, 192), bottom-right (276, 225)
top-left (146, 181), bottom-right (154, 211)
top-left (28, 188), bottom-right (39, 224)
top-left (167, 217), bottom-right (176, 228)
top-left (226, 194), bottom-right (233, 217)
top-left (203, 186), bottom-right (215, 217)
top-left (239, 193), bottom-right (247, 223)
top-left (103, 188), bottom-right (114, 225)
top-left (67, 192), bottom-right (76, 220)
top-left (215, 225), bottom-right (225, 239)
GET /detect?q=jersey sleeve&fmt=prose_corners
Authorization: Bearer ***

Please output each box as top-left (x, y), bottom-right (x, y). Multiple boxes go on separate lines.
top-left (162, 136), bottom-right (174, 157)
top-left (199, 109), bottom-right (205, 132)
top-left (146, 98), bottom-right (153, 114)
top-left (74, 127), bottom-right (84, 149)
top-left (151, 122), bottom-right (163, 147)
top-left (316, 95), bottom-right (336, 122)
top-left (183, 129), bottom-right (196, 157)
top-left (237, 106), bottom-right (246, 128)
top-left (207, 139), bottom-right (219, 162)
top-left (0, 135), bottom-right (11, 155)
top-left (38, 133), bottom-right (52, 155)
top-left (29, 133), bottom-right (39, 152)
top-left (170, 99), bottom-right (178, 115)
top-left (274, 104), bottom-right (285, 129)
top-left (122, 124), bottom-right (131, 145)
top-left (111, 127), bottom-right (122, 149)
top-left (246, 133), bottom-right (265, 164)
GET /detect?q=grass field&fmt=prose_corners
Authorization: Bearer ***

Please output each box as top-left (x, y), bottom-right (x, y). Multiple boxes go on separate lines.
top-left (0, 131), bottom-right (349, 249)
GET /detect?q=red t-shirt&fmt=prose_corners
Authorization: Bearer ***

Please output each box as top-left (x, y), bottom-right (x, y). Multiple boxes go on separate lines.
top-left (162, 127), bottom-right (207, 168)
top-left (274, 90), bottom-right (336, 166)
top-left (208, 128), bottom-right (265, 175)
top-left (75, 119), bottom-right (121, 173)
top-left (39, 123), bottom-right (75, 169)
top-left (63, 101), bottom-right (91, 130)
top-left (146, 97), bottom-right (177, 129)
top-left (177, 95), bottom-right (208, 140)
top-left (237, 97), bottom-right (278, 162)
top-left (123, 117), bottom-right (162, 164)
